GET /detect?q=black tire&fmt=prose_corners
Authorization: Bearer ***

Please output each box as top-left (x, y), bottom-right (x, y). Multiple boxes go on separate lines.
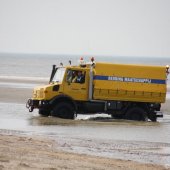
top-left (111, 114), bottom-right (124, 119)
top-left (125, 107), bottom-right (147, 121)
top-left (38, 109), bottom-right (50, 117)
top-left (52, 102), bottom-right (75, 119)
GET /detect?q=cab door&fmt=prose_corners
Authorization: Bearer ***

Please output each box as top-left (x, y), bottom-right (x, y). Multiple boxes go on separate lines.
top-left (63, 69), bottom-right (89, 101)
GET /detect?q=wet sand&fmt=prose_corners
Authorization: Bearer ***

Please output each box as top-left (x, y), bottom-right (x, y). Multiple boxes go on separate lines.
top-left (0, 87), bottom-right (32, 103)
top-left (0, 77), bottom-right (170, 169)
top-left (0, 134), bottom-right (168, 170)
top-left (0, 77), bottom-right (46, 103)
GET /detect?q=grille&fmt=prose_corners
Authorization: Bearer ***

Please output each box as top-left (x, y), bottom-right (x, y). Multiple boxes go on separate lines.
top-left (34, 88), bottom-right (44, 98)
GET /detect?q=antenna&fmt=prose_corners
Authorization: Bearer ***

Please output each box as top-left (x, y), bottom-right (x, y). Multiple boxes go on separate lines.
top-left (69, 60), bottom-right (71, 65)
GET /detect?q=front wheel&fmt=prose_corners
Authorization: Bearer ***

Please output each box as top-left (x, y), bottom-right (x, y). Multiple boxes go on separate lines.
top-left (111, 114), bottom-right (124, 119)
top-left (125, 107), bottom-right (148, 121)
top-left (52, 102), bottom-right (75, 119)
top-left (38, 109), bottom-right (50, 117)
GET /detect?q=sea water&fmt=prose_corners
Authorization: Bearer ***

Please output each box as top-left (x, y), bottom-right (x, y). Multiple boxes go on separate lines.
top-left (0, 53), bottom-right (170, 83)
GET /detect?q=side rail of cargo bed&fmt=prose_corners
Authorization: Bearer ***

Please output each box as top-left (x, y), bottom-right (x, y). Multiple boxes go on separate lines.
top-left (82, 100), bottom-right (163, 122)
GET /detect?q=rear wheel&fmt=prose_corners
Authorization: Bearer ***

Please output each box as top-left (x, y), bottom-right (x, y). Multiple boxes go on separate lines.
top-left (125, 107), bottom-right (147, 121)
top-left (52, 102), bottom-right (75, 119)
top-left (148, 111), bottom-right (157, 122)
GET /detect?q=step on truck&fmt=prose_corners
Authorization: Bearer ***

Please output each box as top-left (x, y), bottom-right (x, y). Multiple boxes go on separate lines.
top-left (26, 57), bottom-right (169, 121)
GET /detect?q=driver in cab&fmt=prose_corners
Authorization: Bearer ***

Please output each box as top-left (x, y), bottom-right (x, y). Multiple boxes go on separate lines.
top-left (72, 71), bottom-right (85, 83)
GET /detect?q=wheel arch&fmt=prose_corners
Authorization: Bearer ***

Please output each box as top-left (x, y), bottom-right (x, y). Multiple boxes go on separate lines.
top-left (125, 102), bottom-right (150, 113)
top-left (49, 94), bottom-right (77, 111)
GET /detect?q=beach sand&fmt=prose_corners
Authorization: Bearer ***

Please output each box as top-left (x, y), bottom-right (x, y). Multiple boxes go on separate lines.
top-left (0, 134), bottom-right (168, 170)
top-left (0, 78), bottom-right (169, 170)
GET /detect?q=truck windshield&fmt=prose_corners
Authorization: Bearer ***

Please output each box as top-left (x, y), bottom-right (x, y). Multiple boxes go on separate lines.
top-left (52, 67), bottom-right (66, 83)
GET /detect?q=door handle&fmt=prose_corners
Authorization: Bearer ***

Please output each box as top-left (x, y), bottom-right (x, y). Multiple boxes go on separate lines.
top-left (81, 88), bottom-right (86, 90)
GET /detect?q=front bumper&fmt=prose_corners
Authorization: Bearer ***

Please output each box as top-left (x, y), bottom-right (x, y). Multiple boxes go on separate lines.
top-left (26, 98), bottom-right (49, 112)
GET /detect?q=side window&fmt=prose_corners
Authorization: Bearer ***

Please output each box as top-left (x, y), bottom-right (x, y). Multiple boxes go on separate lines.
top-left (76, 71), bottom-right (85, 83)
top-left (66, 70), bottom-right (85, 84)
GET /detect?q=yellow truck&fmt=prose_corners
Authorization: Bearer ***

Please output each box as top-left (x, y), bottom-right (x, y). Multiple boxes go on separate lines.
top-left (26, 58), bottom-right (169, 121)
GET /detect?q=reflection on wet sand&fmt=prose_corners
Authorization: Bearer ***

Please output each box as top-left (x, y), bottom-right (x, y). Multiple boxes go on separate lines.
top-left (29, 114), bottom-right (160, 127)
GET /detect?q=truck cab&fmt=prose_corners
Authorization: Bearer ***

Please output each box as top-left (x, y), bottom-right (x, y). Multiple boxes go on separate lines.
top-left (26, 61), bottom-right (91, 118)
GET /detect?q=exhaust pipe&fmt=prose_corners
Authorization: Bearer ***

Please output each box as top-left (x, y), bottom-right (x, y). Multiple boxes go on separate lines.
top-left (49, 65), bottom-right (56, 83)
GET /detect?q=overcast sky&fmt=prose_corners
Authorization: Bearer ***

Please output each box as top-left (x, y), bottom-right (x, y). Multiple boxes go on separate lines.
top-left (0, 0), bottom-right (170, 57)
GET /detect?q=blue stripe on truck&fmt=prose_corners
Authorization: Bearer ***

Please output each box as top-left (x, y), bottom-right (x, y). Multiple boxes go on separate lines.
top-left (93, 75), bottom-right (166, 84)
